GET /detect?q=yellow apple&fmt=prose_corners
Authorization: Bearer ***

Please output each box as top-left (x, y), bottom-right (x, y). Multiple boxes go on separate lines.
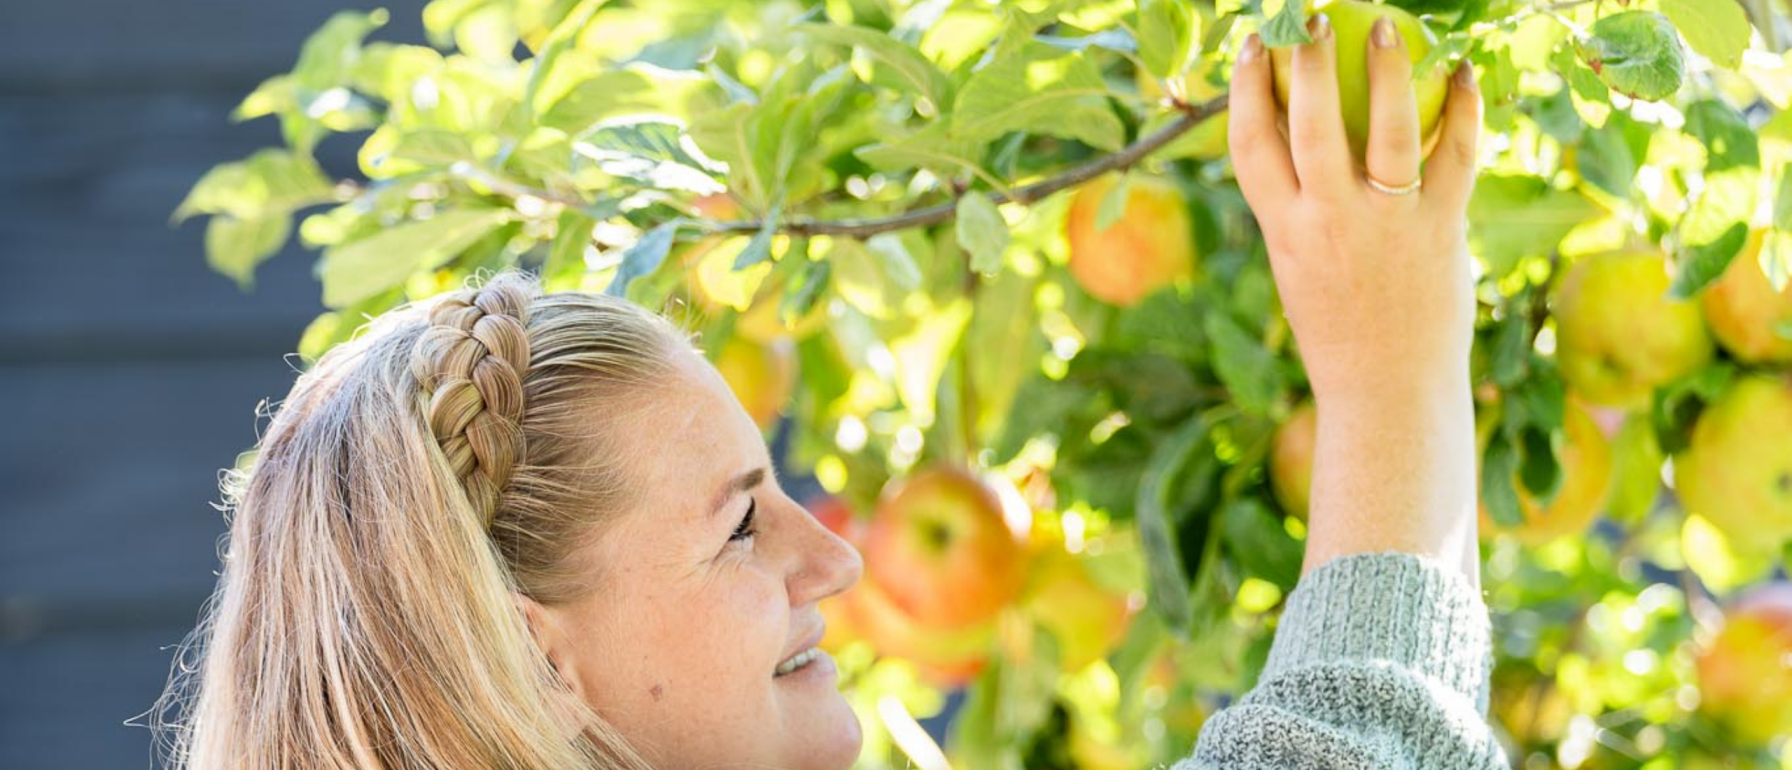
top-left (1702, 229), bottom-right (1792, 364)
top-left (1476, 395), bottom-right (1614, 545)
top-left (862, 466), bottom-right (1026, 630)
top-left (1268, 0), bottom-right (1451, 163)
top-left (1695, 583), bottom-right (1792, 746)
top-left (712, 334), bottom-right (798, 431)
top-left (1021, 549), bottom-right (1135, 672)
top-left (1672, 374), bottom-right (1792, 545)
top-left (1553, 251), bottom-right (1715, 408)
top-left (1269, 399), bottom-right (1318, 521)
top-left (1064, 172), bottom-right (1198, 307)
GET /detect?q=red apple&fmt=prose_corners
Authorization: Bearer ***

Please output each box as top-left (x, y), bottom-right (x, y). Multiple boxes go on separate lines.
top-left (1696, 583), bottom-right (1792, 745)
top-left (862, 466), bottom-right (1026, 630)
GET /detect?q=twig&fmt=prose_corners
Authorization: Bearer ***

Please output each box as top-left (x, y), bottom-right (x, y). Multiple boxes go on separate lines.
top-left (698, 94), bottom-right (1229, 238)
top-left (442, 95), bottom-right (1228, 240)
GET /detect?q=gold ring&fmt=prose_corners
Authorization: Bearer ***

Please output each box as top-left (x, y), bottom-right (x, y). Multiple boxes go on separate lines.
top-left (1365, 172), bottom-right (1422, 195)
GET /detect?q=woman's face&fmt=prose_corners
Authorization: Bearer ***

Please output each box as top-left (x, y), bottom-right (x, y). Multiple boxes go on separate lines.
top-left (521, 346), bottom-right (864, 770)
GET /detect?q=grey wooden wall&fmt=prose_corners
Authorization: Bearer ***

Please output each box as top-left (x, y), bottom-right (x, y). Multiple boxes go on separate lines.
top-left (0, 1), bottom-right (427, 767)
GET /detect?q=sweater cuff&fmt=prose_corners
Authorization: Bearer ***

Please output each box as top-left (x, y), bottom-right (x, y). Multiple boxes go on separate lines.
top-left (1263, 552), bottom-right (1493, 713)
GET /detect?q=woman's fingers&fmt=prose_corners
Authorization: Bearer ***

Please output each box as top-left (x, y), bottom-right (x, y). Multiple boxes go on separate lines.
top-left (1229, 33), bottom-right (1299, 209)
top-left (1421, 62), bottom-right (1482, 211)
top-left (1364, 16), bottom-right (1421, 198)
top-left (1288, 13), bottom-right (1354, 199)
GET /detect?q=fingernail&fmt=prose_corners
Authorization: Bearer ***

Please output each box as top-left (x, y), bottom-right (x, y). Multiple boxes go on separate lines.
top-left (1372, 17), bottom-right (1397, 49)
top-left (1308, 13), bottom-right (1332, 41)
top-left (1241, 33), bottom-right (1264, 62)
top-left (1454, 61), bottom-right (1475, 87)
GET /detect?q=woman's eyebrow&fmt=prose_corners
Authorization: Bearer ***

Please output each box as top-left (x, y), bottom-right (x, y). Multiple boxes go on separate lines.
top-left (707, 467), bottom-right (767, 521)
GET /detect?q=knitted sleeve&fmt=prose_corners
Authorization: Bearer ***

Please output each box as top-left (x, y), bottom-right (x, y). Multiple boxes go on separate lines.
top-left (1171, 552), bottom-right (1509, 770)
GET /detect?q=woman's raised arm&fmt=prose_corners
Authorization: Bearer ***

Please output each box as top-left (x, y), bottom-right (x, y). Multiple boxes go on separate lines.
top-left (1175, 11), bottom-right (1505, 770)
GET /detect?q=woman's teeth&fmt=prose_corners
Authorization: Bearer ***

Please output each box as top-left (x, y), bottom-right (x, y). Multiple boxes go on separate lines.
top-left (775, 647), bottom-right (821, 676)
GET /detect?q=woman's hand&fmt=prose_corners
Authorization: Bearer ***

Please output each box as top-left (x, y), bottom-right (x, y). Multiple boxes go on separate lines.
top-left (1231, 15), bottom-right (1485, 583)
top-left (1230, 14), bottom-right (1482, 404)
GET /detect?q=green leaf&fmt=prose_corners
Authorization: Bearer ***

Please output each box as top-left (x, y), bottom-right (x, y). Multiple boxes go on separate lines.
top-left (1468, 174), bottom-right (1604, 280)
top-left (1259, 0), bottom-right (1313, 48)
top-left (687, 101), bottom-right (779, 210)
top-left (827, 235), bottom-right (921, 318)
top-left (732, 202), bottom-right (781, 270)
top-left (956, 194), bottom-right (1010, 276)
top-left (205, 213), bottom-right (292, 290)
top-left (173, 149), bottom-right (335, 223)
top-left (320, 208), bottom-right (514, 308)
top-left (1413, 32), bottom-right (1473, 86)
top-left (1576, 109), bottom-right (1651, 199)
top-left (1096, 172), bottom-right (1134, 232)
top-left (1650, 362), bottom-right (1736, 455)
top-left (951, 43), bottom-right (1125, 151)
top-left (544, 210), bottom-right (596, 285)
top-left (1659, 0), bottom-right (1751, 70)
top-left (779, 255), bottom-right (830, 328)
top-left (854, 121), bottom-right (987, 175)
top-left (1774, 169), bottom-right (1792, 232)
top-left (1577, 11), bottom-right (1685, 102)
top-left (1137, 0), bottom-right (1198, 78)
top-left (1684, 99), bottom-right (1760, 173)
top-left (1219, 498), bottom-right (1303, 590)
top-left (573, 116), bottom-right (726, 194)
top-left (520, 0), bottom-right (602, 117)
top-left (1204, 310), bottom-right (1285, 417)
top-left (1606, 412), bottom-right (1663, 524)
top-left (796, 23), bottom-right (953, 110)
top-left (1136, 416), bottom-right (1210, 635)
top-left (1490, 302), bottom-right (1531, 388)
top-left (993, 374), bottom-right (1094, 463)
top-left (607, 221), bottom-right (682, 297)
top-left (1552, 45), bottom-right (1610, 105)
top-left (1671, 168), bottom-right (1757, 299)
top-left (1481, 430), bottom-right (1524, 527)
top-left (293, 9), bottom-right (389, 90)
top-left (1516, 423), bottom-right (1563, 504)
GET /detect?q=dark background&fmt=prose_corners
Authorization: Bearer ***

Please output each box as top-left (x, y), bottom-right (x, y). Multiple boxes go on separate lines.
top-left (0, 1), bottom-right (428, 767)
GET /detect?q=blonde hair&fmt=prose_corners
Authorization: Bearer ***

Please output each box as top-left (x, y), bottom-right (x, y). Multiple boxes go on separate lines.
top-left (148, 268), bottom-right (690, 770)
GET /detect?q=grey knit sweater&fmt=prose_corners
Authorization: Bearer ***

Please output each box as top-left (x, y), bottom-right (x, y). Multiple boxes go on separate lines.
top-left (1173, 552), bottom-right (1509, 770)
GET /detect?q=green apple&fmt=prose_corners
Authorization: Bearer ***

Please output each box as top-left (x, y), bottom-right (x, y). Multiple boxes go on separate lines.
top-left (1552, 252), bottom-right (1715, 408)
top-left (1673, 374), bottom-right (1792, 545)
top-left (1702, 229), bottom-right (1792, 364)
top-left (1268, 0), bottom-right (1451, 163)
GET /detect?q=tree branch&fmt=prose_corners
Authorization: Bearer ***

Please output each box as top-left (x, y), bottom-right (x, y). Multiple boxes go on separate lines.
top-left (702, 94), bottom-right (1230, 239)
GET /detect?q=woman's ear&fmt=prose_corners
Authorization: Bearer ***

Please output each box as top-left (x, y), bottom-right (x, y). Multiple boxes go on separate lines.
top-left (513, 592), bottom-right (585, 700)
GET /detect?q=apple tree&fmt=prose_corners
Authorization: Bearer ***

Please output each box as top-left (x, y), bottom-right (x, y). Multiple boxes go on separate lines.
top-left (175, 0), bottom-right (1792, 767)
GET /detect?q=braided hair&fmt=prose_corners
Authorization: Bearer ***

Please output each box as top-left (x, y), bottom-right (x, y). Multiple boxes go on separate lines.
top-left (408, 276), bottom-right (536, 527)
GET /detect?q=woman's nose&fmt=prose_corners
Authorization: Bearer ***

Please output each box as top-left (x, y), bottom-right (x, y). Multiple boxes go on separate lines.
top-left (787, 503), bottom-right (863, 605)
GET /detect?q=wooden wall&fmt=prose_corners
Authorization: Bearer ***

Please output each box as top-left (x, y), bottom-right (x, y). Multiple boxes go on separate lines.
top-left (0, 1), bottom-right (427, 766)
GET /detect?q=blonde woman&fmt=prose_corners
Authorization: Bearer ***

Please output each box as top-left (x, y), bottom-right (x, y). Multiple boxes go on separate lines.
top-left (153, 16), bottom-right (1506, 770)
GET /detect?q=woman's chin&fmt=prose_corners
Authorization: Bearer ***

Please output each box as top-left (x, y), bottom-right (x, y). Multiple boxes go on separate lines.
top-left (785, 685), bottom-right (863, 770)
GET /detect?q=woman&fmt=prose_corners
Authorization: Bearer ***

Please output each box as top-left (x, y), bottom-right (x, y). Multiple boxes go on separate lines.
top-left (154, 14), bottom-right (1507, 770)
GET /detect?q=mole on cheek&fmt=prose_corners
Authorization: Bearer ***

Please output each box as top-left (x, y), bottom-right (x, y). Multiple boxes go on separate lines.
top-left (649, 683), bottom-right (665, 702)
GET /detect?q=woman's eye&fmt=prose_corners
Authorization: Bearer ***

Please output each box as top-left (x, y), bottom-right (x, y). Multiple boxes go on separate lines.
top-left (729, 497), bottom-right (759, 544)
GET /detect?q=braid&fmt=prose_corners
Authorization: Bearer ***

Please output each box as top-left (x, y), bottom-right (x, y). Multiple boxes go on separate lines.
top-left (408, 274), bottom-right (537, 527)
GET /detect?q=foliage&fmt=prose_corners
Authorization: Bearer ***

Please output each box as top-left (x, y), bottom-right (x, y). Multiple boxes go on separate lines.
top-left (176, 0), bottom-right (1792, 768)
